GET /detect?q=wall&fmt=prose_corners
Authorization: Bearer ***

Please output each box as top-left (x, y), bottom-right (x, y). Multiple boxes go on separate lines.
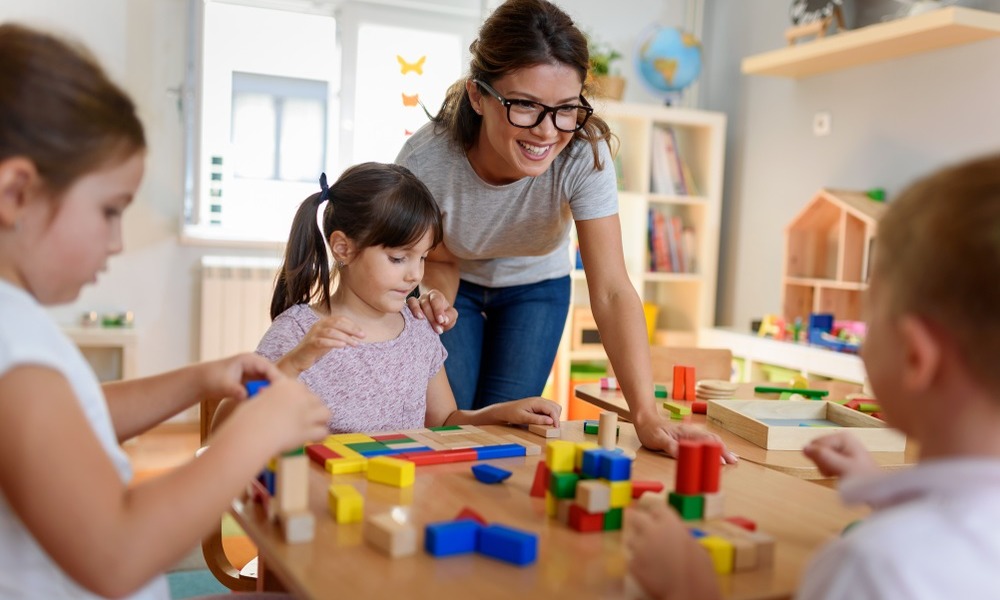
top-left (700, 0), bottom-right (1000, 330)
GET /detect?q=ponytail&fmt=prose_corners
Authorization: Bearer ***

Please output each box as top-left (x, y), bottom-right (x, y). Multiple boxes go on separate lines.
top-left (271, 191), bottom-right (331, 320)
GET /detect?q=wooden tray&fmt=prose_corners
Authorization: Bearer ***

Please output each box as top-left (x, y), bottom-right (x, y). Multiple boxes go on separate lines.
top-left (706, 400), bottom-right (905, 451)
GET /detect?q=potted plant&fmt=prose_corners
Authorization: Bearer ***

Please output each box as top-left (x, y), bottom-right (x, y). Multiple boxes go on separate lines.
top-left (587, 34), bottom-right (625, 100)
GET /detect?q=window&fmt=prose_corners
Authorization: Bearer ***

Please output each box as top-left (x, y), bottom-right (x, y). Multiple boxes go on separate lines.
top-left (183, 0), bottom-right (478, 246)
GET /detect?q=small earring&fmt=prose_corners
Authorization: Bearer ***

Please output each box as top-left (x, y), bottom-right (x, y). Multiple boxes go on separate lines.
top-left (336, 260), bottom-right (345, 269)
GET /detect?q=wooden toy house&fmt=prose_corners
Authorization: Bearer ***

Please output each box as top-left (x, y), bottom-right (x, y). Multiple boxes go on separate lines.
top-left (782, 189), bottom-right (887, 323)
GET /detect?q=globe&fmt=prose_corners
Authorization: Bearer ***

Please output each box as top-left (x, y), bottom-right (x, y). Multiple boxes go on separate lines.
top-left (634, 26), bottom-right (702, 100)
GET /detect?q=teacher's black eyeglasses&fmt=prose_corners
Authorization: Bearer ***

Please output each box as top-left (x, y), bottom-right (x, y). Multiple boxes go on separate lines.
top-left (473, 79), bottom-right (593, 133)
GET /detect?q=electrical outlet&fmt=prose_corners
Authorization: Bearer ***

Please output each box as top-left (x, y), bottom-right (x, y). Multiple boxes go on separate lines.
top-left (813, 111), bottom-right (831, 137)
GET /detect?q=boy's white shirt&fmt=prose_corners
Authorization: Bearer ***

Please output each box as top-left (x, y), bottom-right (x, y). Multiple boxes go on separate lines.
top-left (797, 458), bottom-right (1000, 600)
top-left (0, 279), bottom-right (169, 599)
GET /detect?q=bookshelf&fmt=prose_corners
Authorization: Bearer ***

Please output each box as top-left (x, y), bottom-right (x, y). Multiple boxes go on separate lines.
top-left (551, 101), bottom-right (726, 414)
top-left (741, 6), bottom-right (1000, 78)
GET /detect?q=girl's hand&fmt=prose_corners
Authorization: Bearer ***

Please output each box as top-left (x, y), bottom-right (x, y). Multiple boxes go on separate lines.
top-left (406, 289), bottom-right (457, 334)
top-left (231, 376), bottom-right (331, 453)
top-left (278, 315), bottom-right (365, 377)
top-left (633, 412), bottom-right (739, 464)
top-left (625, 499), bottom-right (722, 600)
top-left (803, 432), bottom-right (879, 479)
top-left (199, 353), bottom-right (284, 402)
top-left (498, 396), bottom-right (562, 426)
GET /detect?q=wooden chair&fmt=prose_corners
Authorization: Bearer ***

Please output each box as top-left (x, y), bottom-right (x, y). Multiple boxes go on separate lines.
top-left (200, 398), bottom-right (258, 592)
top-left (648, 345), bottom-right (734, 383)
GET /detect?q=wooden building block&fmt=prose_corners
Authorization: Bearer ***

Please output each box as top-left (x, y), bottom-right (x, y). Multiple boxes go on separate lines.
top-left (607, 480), bottom-right (632, 509)
top-left (365, 512), bottom-right (418, 558)
top-left (684, 366), bottom-right (696, 401)
top-left (598, 411), bottom-right (618, 450)
top-left (698, 535), bottom-right (734, 574)
top-left (573, 442), bottom-right (600, 470)
top-left (530, 461), bottom-right (550, 498)
top-left (275, 453), bottom-right (309, 514)
top-left (567, 504), bottom-right (605, 533)
top-left (502, 434), bottom-right (542, 456)
top-left (672, 365), bottom-right (686, 399)
top-left (575, 480), bottom-right (611, 513)
top-left (702, 491), bottom-right (725, 519)
top-left (328, 484), bottom-right (364, 524)
top-left (326, 456), bottom-right (368, 475)
top-left (675, 440), bottom-right (703, 495)
top-left (278, 509), bottom-right (315, 544)
top-left (528, 423), bottom-right (561, 439)
top-left (477, 524), bottom-right (538, 566)
top-left (367, 456), bottom-right (416, 487)
top-left (545, 440), bottom-right (576, 473)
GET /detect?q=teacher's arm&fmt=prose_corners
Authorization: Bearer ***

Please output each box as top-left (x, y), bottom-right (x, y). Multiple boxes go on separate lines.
top-left (408, 242), bottom-right (460, 333)
top-left (576, 215), bottom-right (737, 462)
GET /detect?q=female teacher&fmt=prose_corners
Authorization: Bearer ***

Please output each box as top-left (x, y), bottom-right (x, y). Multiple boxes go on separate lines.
top-left (399, 0), bottom-right (734, 461)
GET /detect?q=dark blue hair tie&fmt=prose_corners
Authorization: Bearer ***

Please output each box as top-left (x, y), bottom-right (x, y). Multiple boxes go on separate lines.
top-left (317, 172), bottom-right (330, 204)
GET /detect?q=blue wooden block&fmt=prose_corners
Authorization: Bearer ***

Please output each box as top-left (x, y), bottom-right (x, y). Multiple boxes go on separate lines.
top-left (258, 468), bottom-right (275, 496)
top-left (477, 524), bottom-right (538, 566)
top-left (425, 520), bottom-right (481, 557)
top-left (471, 464), bottom-right (512, 484)
top-left (689, 527), bottom-right (708, 538)
top-left (599, 453), bottom-right (632, 481)
top-left (245, 379), bottom-right (269, 397)
top-left (475, 443), bottom-right (527, 460)
top-left (580, 449), bottom-right (604, 479)
top-left (357, 448), bottom-right (397, 457)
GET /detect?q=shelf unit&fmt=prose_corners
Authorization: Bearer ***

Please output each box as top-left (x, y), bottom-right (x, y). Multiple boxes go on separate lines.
top-left (64, 326), bottom-right (137, 382)
top-left (550, 101), bottom-right (726, 414)
top-left (742, 6), bottom-right (1000, 78)
top-left (782, 189), bottom-right (886, 323)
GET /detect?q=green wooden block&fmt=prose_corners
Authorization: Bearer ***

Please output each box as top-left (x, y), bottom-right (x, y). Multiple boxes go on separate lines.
top-left (603, 507), bottom-right (624, 530)
top-left (662, 401), bottom-right (691, 416)
top-left (549, 472), bottom-right (580, 499)
top-left (583, 421), bottom-right (599, 435)
top-left (653, 384), bottom-right (668, 399)
top-left (281, 446), bottom-right (306, 457)
top-left (381, 437), bottom-right (418, 445)
top-left (344, 441), bottom-right (388, 453)
top-left (428, 425), bottom-right (463, 431)
top-left (668, 492), bottom-right (704, 521)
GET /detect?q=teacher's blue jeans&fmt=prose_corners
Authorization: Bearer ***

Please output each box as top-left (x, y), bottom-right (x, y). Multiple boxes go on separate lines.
top-left (442, 276), bottom-right (570, 410)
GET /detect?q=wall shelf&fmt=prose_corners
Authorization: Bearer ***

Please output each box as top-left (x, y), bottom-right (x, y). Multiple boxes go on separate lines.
top-left (742, 6), bottom-right (1000, 78)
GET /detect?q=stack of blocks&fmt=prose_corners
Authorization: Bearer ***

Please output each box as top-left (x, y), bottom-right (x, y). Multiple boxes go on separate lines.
top-left (660, 439), bottom-right (775, 574)
top-left (424, 517), bottom-right (538, 566)
top-left (532, 439), bottom-right (633, 533)
top-left (671, 364), bottom-right (697, 401)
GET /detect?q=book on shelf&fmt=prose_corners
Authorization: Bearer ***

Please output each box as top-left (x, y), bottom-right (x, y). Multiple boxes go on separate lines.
top-left (650, 126), bottom-right (699, 197)
top-left (648, 210), bottom-right (696, 273)
top-left (663, 128), bottom-right (688, 195)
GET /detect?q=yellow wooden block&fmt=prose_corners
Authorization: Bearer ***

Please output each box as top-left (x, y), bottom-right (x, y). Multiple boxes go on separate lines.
top-left (328, 484), bottom-right (364, 523)
top-left (326, 457), bottom-right (368, 475)
top-left (366, 456), bottom-right (415, 488)
top-left (545, 440), bottom-right (576, 473)
top-left (698, 535), bottom-right (734, 574)
top-left (322, 441), bottom-right (363, 459)
top-left (325, 433), bottom-right (375, 444)
top-left (608, 480), bottom-right (632, 508)
top-left (574, 442), bottom-right (600, 470)
top-left (545, 490), bottom-right (557, 517)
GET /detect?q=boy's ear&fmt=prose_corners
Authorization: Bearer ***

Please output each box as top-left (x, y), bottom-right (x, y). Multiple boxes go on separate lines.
top-left (0, 157), bottom-right (38, 228)
top-left (897, 314), bottom-right (941, 393)
top-left (328, 231), bottom-right (355, 264)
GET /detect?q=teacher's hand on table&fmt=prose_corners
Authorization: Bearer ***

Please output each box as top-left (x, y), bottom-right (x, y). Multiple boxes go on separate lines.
top-left (407, 288), bottom-right (458, 334)
top-left (633, 411), bottom-right (739, 464)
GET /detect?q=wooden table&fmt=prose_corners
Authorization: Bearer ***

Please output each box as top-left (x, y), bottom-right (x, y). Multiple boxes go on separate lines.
top-left (575, 383), bottom-right (917, 480)
top-left (231, 422), bottom-right (867, 600)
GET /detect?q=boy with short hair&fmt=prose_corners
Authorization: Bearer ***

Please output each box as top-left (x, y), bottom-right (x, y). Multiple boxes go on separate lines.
top-left (626, 153), bottom-right (1000, 600)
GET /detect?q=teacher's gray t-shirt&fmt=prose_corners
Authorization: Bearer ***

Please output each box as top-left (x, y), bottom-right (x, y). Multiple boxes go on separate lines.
top-left (396, 122), bottom-right (619, 288)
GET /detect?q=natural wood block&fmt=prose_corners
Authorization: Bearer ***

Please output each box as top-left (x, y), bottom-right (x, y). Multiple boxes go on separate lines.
top-left (275, 454), bottom-right (309, 514)
top-left (278, 509), bottom-right (315, 544)
top-left (528, 423), bottom-right (561, 439)
top-left (365, 512), bottom-right (417, 558)
top-left (706, 400), bottom-right (905, 451)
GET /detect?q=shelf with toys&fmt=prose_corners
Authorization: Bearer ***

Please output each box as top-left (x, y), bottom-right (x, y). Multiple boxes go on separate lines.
top-left (548, 101), bottom-right (726, 417)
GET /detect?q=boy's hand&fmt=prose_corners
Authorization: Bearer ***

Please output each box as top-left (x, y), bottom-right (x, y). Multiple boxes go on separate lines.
top-left (633, 412), bottom-right (739, 464)
top-left (278, 316), bottom-right (364, 377)
top-left (803, 432), bottom-right (879, 479)
top-left (407, 289), bottom-right (457, 334)
top-left (625, 499), bottom-right (722, 600)
top-left (499, 396), bottom-right (562, 426)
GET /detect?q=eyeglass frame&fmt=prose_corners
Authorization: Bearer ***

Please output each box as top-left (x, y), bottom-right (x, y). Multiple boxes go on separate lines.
top-left (472, 79), bottom-right (594, 133)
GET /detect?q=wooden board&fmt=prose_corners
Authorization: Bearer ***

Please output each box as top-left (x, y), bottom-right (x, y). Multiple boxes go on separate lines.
top-left (706, 400), bottom-right (905, 451)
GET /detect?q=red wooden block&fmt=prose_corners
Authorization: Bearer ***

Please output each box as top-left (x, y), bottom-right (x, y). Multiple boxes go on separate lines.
top-left (568, 504), bottom-right (604, 533)
top-left (844, 399), bottom-right (862, 411)
top-left (305, 443), bottom-right (339, 467)
top-left (631, 480), bottom-right (666, 498)
top-left (530, 461), bottom-right (550, 498)
top-left (672, 365), bottom-right (686, 400)
top-left (700, 441), bottom-right (722, 493)
top-left (371, 433), bottom-right (409, 441)
top-left (455, 507), bottom-right (489, 526)
top-left (675, 440), bottom-right (703, 495)
top-left (724, 516), bottom-right (757, 532)
top-left (684, 366), bottom-right (697, 401)
top-left (691, 401), bottom-right (707, 414)
top-left (398, 448), bottom-right (478, 466)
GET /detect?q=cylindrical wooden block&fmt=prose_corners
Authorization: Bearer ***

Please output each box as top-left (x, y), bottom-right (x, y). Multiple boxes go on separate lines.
top-left (675, 440), bottom-right (703, 495)
top-left (598, 411), bottom-right (618, 450)
top-left (700, 441), bottom-right (723, 493)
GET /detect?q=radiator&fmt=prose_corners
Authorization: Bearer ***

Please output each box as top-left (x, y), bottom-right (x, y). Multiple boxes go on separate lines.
top-left (199, 256), bottom-right (282, 361)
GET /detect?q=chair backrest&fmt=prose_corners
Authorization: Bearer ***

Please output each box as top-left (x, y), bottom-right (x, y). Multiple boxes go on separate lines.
top-left (649, 345), bottom-right (733, 383)
top-left (200, 398), bottom-right (257, 592)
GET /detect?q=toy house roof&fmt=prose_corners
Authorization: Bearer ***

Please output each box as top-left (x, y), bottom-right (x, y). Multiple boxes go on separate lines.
top-left (785, 188), bottom-right (887, 232)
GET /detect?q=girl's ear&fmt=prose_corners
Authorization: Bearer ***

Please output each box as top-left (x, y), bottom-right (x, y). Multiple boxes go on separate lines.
top-left (0, 157), bottom-right (38, 229)
top-left (328, 231), bottom-right (355, 265)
